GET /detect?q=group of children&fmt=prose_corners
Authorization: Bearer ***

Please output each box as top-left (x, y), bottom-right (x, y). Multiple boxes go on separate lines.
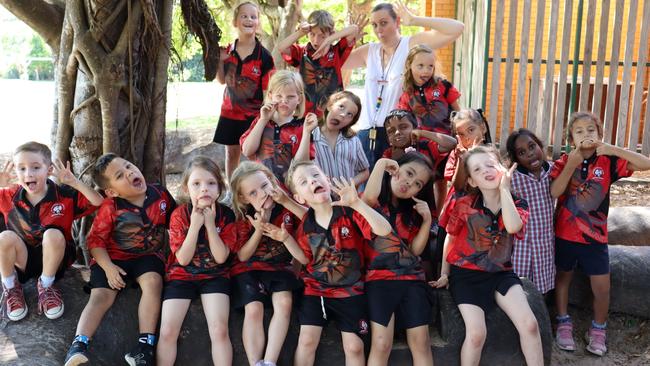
top-left (1, 1), bottom-right (649, 366)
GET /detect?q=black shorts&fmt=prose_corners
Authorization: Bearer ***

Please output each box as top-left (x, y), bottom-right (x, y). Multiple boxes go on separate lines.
top-left (232, 270), bottom-right (303, 308)
top-left (89, 255), bottom-right (165, 290)
top-left (163, 277), bottom-right (230, 300)
top-left (17, 241), bottom-right (75, 284)
top-left (213, 116), bottom-right (256, 145)
top-left (298, 294), bottom-right (369, 336)
top-left (448, 266), bottom-right (522, 313)
top-left (555, 238), bottom-right (609, 275)
top-left (366, 280), bottom-right (434, 329)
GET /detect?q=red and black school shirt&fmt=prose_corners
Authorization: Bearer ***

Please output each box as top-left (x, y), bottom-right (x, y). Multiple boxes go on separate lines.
top-left (365, 200), bottom-right (425, 282)
top-left (296, 206), bottom-right (371, 298)
top-left (283, 38), bottom-right (354, 117)
top-left (440, 192), bottom-right (529, 272)
top-left (550, 153), bottom-right (631, 245)
top-left (219, 38), bottom-right (274, 122)
top-left (239, 116), bottom-right (316, 185)
top-left (166, 203), bottom-right (238, 281)
top-left (230, 204), bottom-right (298, 276)
top-left (87, 184), bottom-right (176, 262)
top-left (397, 78), bottom-right (460, 135)
top-left (382, 138), bottom-right (448, 173)
top-left (0, 180), bottom-right (97, 247)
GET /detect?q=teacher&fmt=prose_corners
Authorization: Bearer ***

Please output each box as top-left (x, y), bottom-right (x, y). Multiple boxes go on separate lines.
top-left (343, 1), bottom-right (464, 167)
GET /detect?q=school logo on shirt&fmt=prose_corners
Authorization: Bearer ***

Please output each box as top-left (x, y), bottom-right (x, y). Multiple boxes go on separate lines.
top-left (327, 51), bottom-right (334, 61)
top-left (51, 203), bottom-right (64, 217)
top-left (341, 226), bottom-right (350, 239)
top-left (216, 227), bottom-right (221, 233)
top-left (433, 89), bottom-right (441, 98)
top-left (593, 167), bottom-right (604, 178)
top-left (290, 135), bottom-right (297, 144)
top-left (252, 66), bottom-right (260, 76)
top-left (283, 214), bottom-right (292, 226)
top-left (359, 319), bottom-right (369, 334)
top-left (160, 201), bottom-right (167, 214)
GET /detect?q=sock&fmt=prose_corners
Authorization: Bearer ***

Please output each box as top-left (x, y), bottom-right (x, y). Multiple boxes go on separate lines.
top-left (40, 275), bottom-right (55, 288)
top-left (139, 333), bottom-right (156, 346)
top-left (556, 314), bottom-right (571, 323)
top-left (591, 320), bottom-right (607, 330)
top-left (1, 273), bottom-right (16, 289)
top-left (74, 334), bottom-right (89, 345)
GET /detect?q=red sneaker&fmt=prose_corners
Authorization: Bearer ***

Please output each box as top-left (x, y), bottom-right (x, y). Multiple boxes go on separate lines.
top-left (37, 279), bottom-right (64, 319)
top-left (2, 278), bottom-right (28, 321)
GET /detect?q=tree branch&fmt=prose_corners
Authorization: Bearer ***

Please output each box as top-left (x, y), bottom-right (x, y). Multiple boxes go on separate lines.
top-left (0, 0), bottom-right (64, 52)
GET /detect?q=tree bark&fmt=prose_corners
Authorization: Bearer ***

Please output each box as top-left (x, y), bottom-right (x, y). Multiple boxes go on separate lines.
top-left (0, 0), bottom-right (64, 52)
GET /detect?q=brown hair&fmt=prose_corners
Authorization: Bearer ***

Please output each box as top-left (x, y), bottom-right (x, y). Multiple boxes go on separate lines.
top-left (402, 45), bottom-right (444, 92)
top-left (181, 156), bottom-right (226, 203)
top-left (324, 91), bottom-right (362, 138)
top-left (232, 1), bottom-right (260, 27)
top-left (462, 145), bottom-right (502, 193)
top-left (14, 141), bottom-right (52, 165)
top-left (91, 153), bottom-right (119, 190)
top-left (266, 70), bottom-right (306, 118)
top-left (229, 161), bottom-right (279, 219)
top-left (566, 111), bottom-right (603, 146)
top-left (307, 10), bottom-right (335, 34)
top-left (372, 3), bottom-right (397, 20)
top-left (286, 159), bottom-right (321, 195)
top-left (450, 108), bottom-right (493, 144)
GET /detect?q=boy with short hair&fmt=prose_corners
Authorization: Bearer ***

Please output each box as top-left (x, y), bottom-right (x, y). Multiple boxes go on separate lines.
top-left (276, 10), bottom-right (360, 117)
top-left (286, 160), bottom-right (391, 366)
top-left (64, 153), bottom-right (177, 366)
top-left (0, 141), bottom-right (103, 321)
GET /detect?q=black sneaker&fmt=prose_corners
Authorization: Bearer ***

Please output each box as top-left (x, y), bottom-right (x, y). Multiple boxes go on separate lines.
top-left (64, 341), bottom-right (89, 366)
top-left (124, 343), bottom-right (154, 366)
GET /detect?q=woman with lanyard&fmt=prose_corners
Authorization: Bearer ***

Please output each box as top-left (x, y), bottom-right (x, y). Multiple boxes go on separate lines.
top-left (343, 1), bottom-right (464, 168)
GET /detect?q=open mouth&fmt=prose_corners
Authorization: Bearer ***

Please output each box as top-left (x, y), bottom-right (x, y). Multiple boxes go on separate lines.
top-left (313, 185), bottom-right (326, 194)
top-left (529, 159), bottom-right (541, 168)
top-left (25, 181), bottom-right (37, 190)
top-left (132, 177), bottom-right (143, 188)
top-left (485, 175), bottom-right (496, 182)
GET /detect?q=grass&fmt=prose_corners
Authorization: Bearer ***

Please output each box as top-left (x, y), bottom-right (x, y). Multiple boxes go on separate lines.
top-left (165, 115), bottom-right (216, 130)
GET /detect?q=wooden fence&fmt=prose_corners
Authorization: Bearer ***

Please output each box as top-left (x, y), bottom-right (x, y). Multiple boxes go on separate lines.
top-left (453, 0), bottom-right (650, 156)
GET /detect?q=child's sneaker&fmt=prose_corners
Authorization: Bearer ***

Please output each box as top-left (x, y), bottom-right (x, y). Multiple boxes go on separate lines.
top-left (1, 278), bottom-right (27, 321)
top-left (555, 321), bottom-right (576, 351)
top-left (37, 279), bottom-right (64, 319)
top-left (64, 341), bottom-right (89, 366)
top-left (585, 327), bottom-right (607, 356)
top-left (125, 343), bottom-right (154, 366)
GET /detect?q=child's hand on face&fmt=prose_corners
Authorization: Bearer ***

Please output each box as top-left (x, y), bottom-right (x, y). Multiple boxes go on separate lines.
top-left (269, 186), bottom-right (287, 204)
top-left (331, 177), bottom-right (360, 207)
top-left (410, 130), bottom-right (422, 145)
top-left (499, 163), bottom-right (517, 192)
top-left (260, 102), bottom-right (277, 122)
top-left (202, 202), bottom-right (217, 227)
top-left (261, 222), bottom-right (289, 242)
top-left (567, 145), bottom-right (584, 168)
top-left (595, 141), bottom-right (615, 156)
top-left (52, 159), bottom-right (79, 187)
top-left (412, 197), bottom-right (432, 223)
top-left (304, 112), bottom-right (319, 133)
top-left (246, 208), bottom-right (271, 231)
top-left (190, 204), bottom-right (206, 228)
top-left (429, 273), bottom-right (448, 289)
top-left (0, 161), bottom-right (15, 187)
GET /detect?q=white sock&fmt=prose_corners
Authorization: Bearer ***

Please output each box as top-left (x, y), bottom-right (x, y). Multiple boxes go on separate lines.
top-left (2, 273), bottom-right (16, 289)
top-left (40, 275), bottom-right (55, 288)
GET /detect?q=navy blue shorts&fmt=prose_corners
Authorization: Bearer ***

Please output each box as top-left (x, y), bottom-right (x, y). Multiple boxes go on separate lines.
top-left (555, 238), bottom-right (609, 275)
top-left (366, 280), bottom-right (434, 329)
top-left (163, 277), bottom-right (230, 300)
top-left (298, 294), bottom-right (369, 336)
top-left (231, 270), bottom-right (303, 308)
top-left (449, 266), bottom-right (522, 313)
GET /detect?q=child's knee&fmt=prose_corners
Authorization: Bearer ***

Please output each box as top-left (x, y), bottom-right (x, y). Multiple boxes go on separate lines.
top-left (208, 321), bottom-right (230, 342)
top-left (245, 302), bottom-right (264, 322)
top-left (138, 272), bottom-right (163, 292)
top-left (273, 294), bottom-right (293, 317)
top-left (159, 323), bottom-right (181, 342)
top-left (297, 332), bottom-right (320, 351)
top-left (89, 288), bottom-right (117, 308)
top-left (520, 315), bottom-right (539, 336)
top-left (408, 332), bottom-right (431, 353)
top-left (342, 336), bottom-right (364, 356)
top-left (372, 333), bottom-right (393, 354)
top-left (0, 231), bottom-right (21, 250)
top-left (42, 228), bottom-right (66, 248)
top-left (465, 327), bottom-right (486, 348)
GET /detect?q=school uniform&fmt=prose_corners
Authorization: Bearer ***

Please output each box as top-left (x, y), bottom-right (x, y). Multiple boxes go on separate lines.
top-left (86, 184), bottom-right (176, 289)
top-left (283, 38), bottom-right (354, 117)
top-left (550, 153), bottom-right (632, 275)
top-left (215, 38), bottom-right (274, 145)
top-left (239, 116), bottom-right (315, 186)
top-left (440, 192), bottom-right (529, 312)
top-left (164, 203), bottom-right (237, 300)
top-left (397, 78), bottom-right (461, 135)
top-left (382, 138), bottom-right (448, 180)
top-left (230, 205), bottom-right (302, 308)
top-left (0, 180), bottom-right (97, 282)
top-left (295, 207), bottom-right (370, 335)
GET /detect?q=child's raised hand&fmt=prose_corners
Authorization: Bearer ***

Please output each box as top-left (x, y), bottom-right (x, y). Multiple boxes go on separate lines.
top-left (429, 273), bottom-right (449, 289)
top-left (106, 263), bottom-right (127, 290)
top-left (312, 40), bottom-right (335, 60)
top-left (297, 21), bottom-right (314, 34)
top-left (260, 102), bottom-right (277, 122)
top-left (0, 161), bottom-right (15, 187)
top-left (499, 163), bottom-right (517, 191)
top-left (413, 197), bottom-right (432, 223)
top-left (394, 0), bottom-right (416, 26)
top-left (304, 112), bottom-right (319, 133)
top-left (595, 141), bottom-right (615, 156)
top-left (261, 222), bottom-right (290, 242)
top-left (331, 177), bottom-right (360, 207)
top-left (52, 159), bottom-right (79, 187)
top-left (203, 202), bottom-right (217, 227)
top-left (567, 145), bottom-right (584, 169)
top-left (269, 186), bottom-right (288, 204)
top-left (219, 46), bottom-right (229, 61)
top-left (246, 208), bottom-right (270, 231)
top-left (410, 130), bottom-right (422, 145)
top-left (190, 204), bottom-right (205, 228)
top-left (378, 158), bottom-right (399, 176)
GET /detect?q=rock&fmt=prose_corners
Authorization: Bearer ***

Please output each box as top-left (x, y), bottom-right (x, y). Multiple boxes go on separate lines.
top-left (608, 207), bottom-right (650, 246)
top-left (165, 128), bottom-right (225, 174)
top-left (1, 269), bottom-right (552, 365)
top-left (434, 279), bottom-right (553, 366)
top-left (568, 245), bottom-right (650, 318)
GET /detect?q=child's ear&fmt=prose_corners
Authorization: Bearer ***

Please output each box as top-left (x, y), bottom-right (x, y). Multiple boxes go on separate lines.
top-left (467, 176), bottom-right (477, 188)
top-left (104, 187), bottom-right (119, 198)
top-left (293, 193), bottom-right (306, 205)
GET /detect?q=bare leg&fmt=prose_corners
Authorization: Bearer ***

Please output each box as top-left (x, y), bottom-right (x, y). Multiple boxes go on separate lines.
top-left (75, 288), bottom-right (119, 337)
top-left (457, 304), bottom-right (486, 366)
top-left (495, 285), bottom-right (543, 366)
top-left (41, 229), bottom-right (66, 278)
top-left (590, 274), bottom-right (610, 324)
top-left (225, 145), bottom-right (242, 182)
top-left (0, 231), bottom-right (27, 277)
top-left (264, 291), bottom-right (293, 363)
top-left (242, 301), bottom-right (265, 365)
top-left (555, 270), bottom-right (573, 316)
top-left (202, 293), bottom-right (233, 366)
top-left (135, 272), bottom-right (163, 333)
top-left (294, 325), bottom-right (323, 366)
top-left (368, 317), bottom-right (395, 366)
top-left (406, 325), bottom-right (433, 366)
top-left (156, 299), bottom-right (191, 366)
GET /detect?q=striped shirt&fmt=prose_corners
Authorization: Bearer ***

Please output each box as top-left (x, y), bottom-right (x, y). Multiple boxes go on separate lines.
top-left (510, 162), bottom-right (556, 294)
top-left (313, 127), bottom-right (369, 181)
